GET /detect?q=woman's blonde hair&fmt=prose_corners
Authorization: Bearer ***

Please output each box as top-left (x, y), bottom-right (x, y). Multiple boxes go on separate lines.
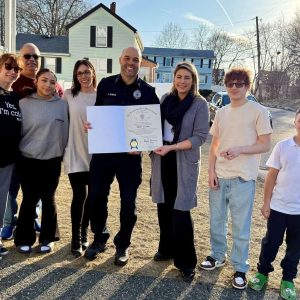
top-left (170, 61), bottom-right (200, 97)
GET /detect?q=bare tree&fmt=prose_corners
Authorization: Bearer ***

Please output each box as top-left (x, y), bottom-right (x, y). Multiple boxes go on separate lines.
top-left (191, 24), bottom-right (210, 49)
top-left (154, 22), bottom-right (189, 48)
top-left (285, 10), bottom-right (300, 93)
top-left (16, 0), bottom-right (92, 36)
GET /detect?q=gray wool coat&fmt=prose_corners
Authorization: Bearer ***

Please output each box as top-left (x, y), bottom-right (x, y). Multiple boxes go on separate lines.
top-left (150, 95), bottom-right (209, 211)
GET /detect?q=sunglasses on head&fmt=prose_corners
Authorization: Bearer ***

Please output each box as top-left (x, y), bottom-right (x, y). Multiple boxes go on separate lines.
top-left (4, 63), bottom-right (22, 73)
top-left (23, 54), bottom-right (39, 60)
top-left (226, 82), bottom-right (246, 88)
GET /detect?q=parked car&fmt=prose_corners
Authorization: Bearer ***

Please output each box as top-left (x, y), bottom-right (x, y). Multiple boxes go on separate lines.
top-left (209, 91), bottom-right (273, 127)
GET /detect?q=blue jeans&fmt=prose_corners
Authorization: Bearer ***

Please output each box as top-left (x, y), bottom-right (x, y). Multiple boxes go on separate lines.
top-left (3, 165), bottom-right (41, 227)
top-left (209, 177), bottom-right (255, 273)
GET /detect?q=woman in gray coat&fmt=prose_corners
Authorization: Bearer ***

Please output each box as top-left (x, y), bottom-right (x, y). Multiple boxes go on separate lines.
top-left (150, 62), bottom-right (209, 281)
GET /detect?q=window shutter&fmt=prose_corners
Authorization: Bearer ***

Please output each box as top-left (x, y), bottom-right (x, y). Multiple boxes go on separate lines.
top-left (171, 57), bottom-right (174, 66)
top-left (208, 59), bottom-right (212, 68)
top-left (163, 57), bottom-right (166, 66)
top-left (90, 26), bottom-right (96, 47)
top-left (56, 57), bottom-right (62, 74)
top-left (107, 26), bottom-right (113, 48)
top-left (200, 59), bottom-right (203, 68)
top-left (107, 59), bottom-right (112, 73)
top-left (41, 56), bottom-right (45, 68)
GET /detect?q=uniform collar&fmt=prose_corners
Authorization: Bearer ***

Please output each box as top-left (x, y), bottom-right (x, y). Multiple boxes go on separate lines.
top-left (115, 74), bottom-right (141, 88)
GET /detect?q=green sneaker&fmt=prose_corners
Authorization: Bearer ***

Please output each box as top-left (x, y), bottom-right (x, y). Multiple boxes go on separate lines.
top-left (248, 272), bottom-right (268, 291)
top-left (280, 280), bottom-right (297, 300)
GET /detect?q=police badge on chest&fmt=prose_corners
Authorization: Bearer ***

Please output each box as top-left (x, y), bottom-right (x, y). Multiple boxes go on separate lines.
top-left (133, 89), bottom-right (141, 99)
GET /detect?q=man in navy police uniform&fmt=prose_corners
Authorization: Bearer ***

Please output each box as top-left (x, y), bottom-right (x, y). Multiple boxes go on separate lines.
top-left (84, 47), bottom-right (160, 266)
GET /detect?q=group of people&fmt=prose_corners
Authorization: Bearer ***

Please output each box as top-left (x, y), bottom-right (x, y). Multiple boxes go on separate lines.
top-left (0, 43), bottom-right (299, 300)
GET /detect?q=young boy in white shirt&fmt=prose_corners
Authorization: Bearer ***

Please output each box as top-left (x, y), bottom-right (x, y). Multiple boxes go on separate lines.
top-left (249, 109), bottom-right (300, 300)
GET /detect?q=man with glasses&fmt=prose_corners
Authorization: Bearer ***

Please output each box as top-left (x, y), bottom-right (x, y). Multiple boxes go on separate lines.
top-left (1, 43), bottom-right (44, 240)
top-left (199, 67), bottom-right (272, 289)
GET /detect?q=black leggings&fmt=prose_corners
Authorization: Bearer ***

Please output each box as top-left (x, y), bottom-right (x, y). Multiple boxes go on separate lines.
top-left (68, 172), bottom-right (90, 243)
top-left (14, 156), bottom-right (61, 246)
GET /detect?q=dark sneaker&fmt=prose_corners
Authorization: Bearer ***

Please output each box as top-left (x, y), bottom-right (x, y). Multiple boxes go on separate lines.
top-left (153, 251), bottom-right (173, 261)
top-left (71, 240), bottom-right (82, 257)
top-left (232, 271), bottom-right (247, 289)
top-left (0, 244), bottom-right (9, 256)
top-left (84, 241), bottom-right (106, 261)
top-left (199, 256), bottom-right (226, 270)
top-left (17, 245), bottom-right (32, 254)
top-left (114, 248), bottom-right (129, 266)
top-left (38, 241), bottom-right (54, 254)
top-left (249, 272), bottom-right (268, 291)
top-left (1, 226), bottom-right (14, 240)
top-left (181, 269), bottom-right (195, 282)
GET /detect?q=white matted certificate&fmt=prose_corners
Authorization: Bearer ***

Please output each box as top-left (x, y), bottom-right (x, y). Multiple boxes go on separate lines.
top-left (87, 104), bottom-right (163, 153)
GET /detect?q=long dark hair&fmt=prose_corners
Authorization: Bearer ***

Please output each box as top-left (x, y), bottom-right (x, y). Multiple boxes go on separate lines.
top-left (71, 60), bottom-right (96, 97)
top-left (24, 68), bottom-right (57, 96)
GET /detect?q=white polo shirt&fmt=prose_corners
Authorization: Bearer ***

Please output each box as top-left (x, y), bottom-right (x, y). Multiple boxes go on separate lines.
top-left (267, 137), bottom-right (300, 215)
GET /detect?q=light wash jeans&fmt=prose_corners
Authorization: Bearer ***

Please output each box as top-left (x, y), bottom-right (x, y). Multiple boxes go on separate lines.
top-left (209, 177), bottom-right (255, 273)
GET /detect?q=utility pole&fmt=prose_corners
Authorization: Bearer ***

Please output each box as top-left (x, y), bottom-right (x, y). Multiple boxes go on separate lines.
top-left (4, 0), bottom-right (16, 52)
top-left (256, 16), bottom-right (262, 100)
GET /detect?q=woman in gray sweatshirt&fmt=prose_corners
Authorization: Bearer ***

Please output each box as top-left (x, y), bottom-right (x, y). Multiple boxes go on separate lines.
top-left (14, 69), bottom-right (68, 254)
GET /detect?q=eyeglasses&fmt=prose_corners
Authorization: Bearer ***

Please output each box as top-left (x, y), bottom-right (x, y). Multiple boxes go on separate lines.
top-left (77, 70), bottom-right (92, 77)
top-left (4, 63), bottom-right (22, 73)
top-left (226, 82), bottom-right (246, 88)
top-left (23, 54), bottom-right (39, 60)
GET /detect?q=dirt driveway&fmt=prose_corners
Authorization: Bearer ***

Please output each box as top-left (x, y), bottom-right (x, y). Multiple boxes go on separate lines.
top-left (0, 107), bottom-right (298, 299)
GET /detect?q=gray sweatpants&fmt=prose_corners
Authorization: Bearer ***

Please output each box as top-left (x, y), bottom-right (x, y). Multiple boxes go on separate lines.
top-left (0, 164), bottom-right (14, 228)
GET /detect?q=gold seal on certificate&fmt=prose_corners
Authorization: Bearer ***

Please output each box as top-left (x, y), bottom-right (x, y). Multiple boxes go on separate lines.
top-left (87, 104), bottom-right (162, 153)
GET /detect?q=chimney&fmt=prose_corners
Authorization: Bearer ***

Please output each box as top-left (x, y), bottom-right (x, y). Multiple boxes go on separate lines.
top-left (110, 2), bottom-right (116, 13)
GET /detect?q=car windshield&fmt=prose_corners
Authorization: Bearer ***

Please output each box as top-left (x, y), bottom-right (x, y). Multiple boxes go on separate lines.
top-left (222, 95), bottom-right (230, 106)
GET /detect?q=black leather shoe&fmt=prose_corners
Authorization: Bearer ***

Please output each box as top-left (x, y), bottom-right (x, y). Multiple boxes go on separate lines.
top-left (84, 241), bottom-right (106, 261)
top-left (153, 251), bottom-right (173, 261)
top-left (181, 269), bottom-right (195, 282)
top-left (114, 248), bottom-right (129, 266)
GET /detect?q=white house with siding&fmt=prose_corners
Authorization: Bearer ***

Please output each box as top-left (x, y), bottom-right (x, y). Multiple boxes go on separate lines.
top-left (16, 2), bottom-right (143, 85)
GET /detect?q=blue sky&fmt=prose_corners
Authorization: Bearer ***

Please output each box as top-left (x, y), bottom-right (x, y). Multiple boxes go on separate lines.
top-left (90, 0), bottom-right (300, 46)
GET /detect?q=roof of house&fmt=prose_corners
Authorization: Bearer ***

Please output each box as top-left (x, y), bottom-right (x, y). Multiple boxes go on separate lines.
top-left (143, 47), bottom-right (214, 58)
top-left (16, 33), bottom-right (69, 54)
top-left (66, 3), bottom-right (137, 33)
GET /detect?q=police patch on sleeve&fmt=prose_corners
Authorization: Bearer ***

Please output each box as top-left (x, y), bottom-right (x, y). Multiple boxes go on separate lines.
top-left (133, 89), bottom-right (141, 99)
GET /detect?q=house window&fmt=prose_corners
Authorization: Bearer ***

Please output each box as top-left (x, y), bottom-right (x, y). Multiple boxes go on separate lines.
top-left (200, 75), bottom-right (208, 84)
top-left (185, 58), bottom-right (192, 63)
top-left (96, 27), bottom-right (107, 47)
top-left (162, 72), bottom-right (172, 83)
top-left (90, 58), bottom-right (112, 73)
top-left (41, 57), bottom-right (62, 74)
top-left (173, 57), bottom-right (182, 66)
top-left (193, 58), bottom-right (201, 67)
top-left (155, 56), bottom-right (163, 66)
top-left (164, 57), bottom-right (172, 67)
top-left (90, 26), bottom-right (113, 48)
top-left (44, 57), bottom-right (56, 72)
top-left (202, 59), bottom-right (210, 68)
